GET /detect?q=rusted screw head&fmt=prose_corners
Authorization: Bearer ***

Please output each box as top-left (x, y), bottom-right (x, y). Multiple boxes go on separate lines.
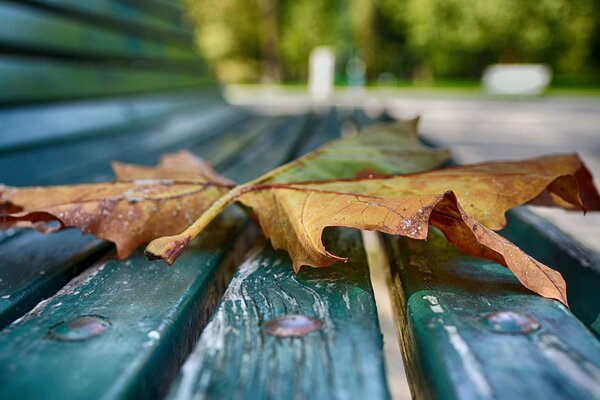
top-left (263, 314), bottom-right (321, 337)
top-left (48, 315), bottom-right (111, 341)
top-left (479, 311), bottom-right (540, 334)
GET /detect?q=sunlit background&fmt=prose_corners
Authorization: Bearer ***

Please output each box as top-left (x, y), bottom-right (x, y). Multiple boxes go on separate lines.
top-left (183, 0), bottom-right (599, 89)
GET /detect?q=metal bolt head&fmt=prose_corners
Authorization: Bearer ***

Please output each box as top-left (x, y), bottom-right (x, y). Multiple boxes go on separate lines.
top-left (48, 315), bottom-right (111, 341)
top-left (479, 311), bottom-right (540, 334)
top-left (263, 314), bottom-right (321, 337)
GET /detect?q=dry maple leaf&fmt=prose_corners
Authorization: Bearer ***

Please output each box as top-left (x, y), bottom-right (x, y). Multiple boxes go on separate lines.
top-left (0, 120), bottom-right (446, 259)
top-left (0, 151), bottom-right (233, 258)
top-left (2, 118), bottom-right (599, 306)
top-left (146, 154), bottom-right (600, 306)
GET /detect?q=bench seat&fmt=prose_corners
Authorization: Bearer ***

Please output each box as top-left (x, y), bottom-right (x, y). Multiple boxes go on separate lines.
top-left (2, 1), bottom-right (600, 399)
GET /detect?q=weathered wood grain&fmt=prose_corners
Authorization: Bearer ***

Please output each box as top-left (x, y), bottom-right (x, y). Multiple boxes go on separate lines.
top-left (167, 229), bottom-right (389, 400)
top-left (0, 211), bottom-right (246, 399)
top-left (0, 113), bottom-right (312, 399)
top-left (0, 111), bottom-right (288, 328)
top-left (502, 208), bottom-right (600, 338)
top-left (0, 231), bottom-right (108, 329)
top-left (386, 228), bottom-right (600, 400)
top-left (165, 109), bottom-right (391, 399)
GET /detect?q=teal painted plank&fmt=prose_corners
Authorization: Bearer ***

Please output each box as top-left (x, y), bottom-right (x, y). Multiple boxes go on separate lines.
top-left (0, 109), bottom-right (259, 327)
top-left (502, 209), bottom-right (600, 337)
top-left (0, 228), bottom-right (23, 245)
top-left (0, 231), bottom-right (108, 329)
top-left (296, 108), bottom-right (343, 154)
top-left (0, 2), bottom-right (199, 63)
top-left (25, 0), bottom-right (192, 35)
top-left (166, 229), bottom-right (389, 400)
top-left (0, 114), bottom-right (311, 399)
top-left (120, 0), bottom-right (190, 27)
top-left (0, 90), bottom-right (221, 151)
top-left (386, 229), bottom-right (600, 400)
top-left (0, 212), bottom-right (247, 399)
top-left (0, 102), bottom-right (238, 185)
top-left (214, 113), bottom-right (313, 182)
top-left (166, 110), bottom-right (391, 399)
top-left (0, 56), bottom-right (210, 105)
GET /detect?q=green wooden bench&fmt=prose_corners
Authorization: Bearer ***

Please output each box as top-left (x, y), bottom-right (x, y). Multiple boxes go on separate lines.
top-left (2, 1), bottom-right (600, 399)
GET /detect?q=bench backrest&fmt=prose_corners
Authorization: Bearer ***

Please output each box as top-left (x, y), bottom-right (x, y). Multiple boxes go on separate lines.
top-left (0, 0), bottom-right (209, 105)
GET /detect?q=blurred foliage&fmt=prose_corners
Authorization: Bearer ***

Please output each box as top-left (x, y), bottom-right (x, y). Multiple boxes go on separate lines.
top-left (183, 0), bottom-right (600, 83)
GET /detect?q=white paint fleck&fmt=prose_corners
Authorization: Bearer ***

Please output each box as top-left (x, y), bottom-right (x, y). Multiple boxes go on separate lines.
top-left (443, 325), bottom-right (493, 398)
top-left (342, 290), bottom-right (352, 310)
top-left (172, 246), bottom-right (264, 400)
top-left (147, 330), bottom-right (161, 340)
top-left (11, 259), bottom-right (110, 326)
top-left (423, 295), bottom-right (444, 314)
top-left (10, 297), bottom-right (52, 326)
top-left (538, 334), bottom-right (600, 399)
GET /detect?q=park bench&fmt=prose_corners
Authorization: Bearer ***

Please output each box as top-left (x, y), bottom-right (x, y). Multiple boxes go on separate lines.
top-left (1, 1), bottom-right (600, 399)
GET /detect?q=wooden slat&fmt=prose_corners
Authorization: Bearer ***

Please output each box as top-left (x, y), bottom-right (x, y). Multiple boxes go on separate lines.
top-left (120, 0), bottom-right (189, 27)
top-left (385, 227), bottom-right (600, 400)
top-left (165, 109), bottom-right (391, 399)
top-left (15, 0), bottom-right (193, 44)
top-left (0, 56), bottom-right (209, 105)
top-left (0, 114), bottom-right (312, 399)
top-left (0, 90), bottom-right (220, 151)
top-left (0, 101), bottom-right (236, 185)
top-left (0, 2), bottom-right (199, 64)
top-left (0, 231), bottom-right (109, 329)
top-left (167, 230), bottom-right (389, 400)
top-left (502, 209), bottom-right (600, 337)
top-left (354, 110), bottom-right (600, 398)
top-left (0, 105), bottom-right (250, 327)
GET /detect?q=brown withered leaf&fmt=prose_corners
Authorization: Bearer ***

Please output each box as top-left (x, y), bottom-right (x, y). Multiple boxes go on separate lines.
top-left (112, 150), bottom-right (233, 185)
top-left (1, 120), bottom-right (448, 260)
top-left (0, 151), bottom-right (233, 258)
top-left (147, 154), bottom-right (600, 306)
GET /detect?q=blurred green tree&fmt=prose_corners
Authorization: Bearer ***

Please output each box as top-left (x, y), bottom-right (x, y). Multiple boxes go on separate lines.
top-left (381, 0), bottom-right (598, 80)
top-left (184, 0), bottom-right (600, 83)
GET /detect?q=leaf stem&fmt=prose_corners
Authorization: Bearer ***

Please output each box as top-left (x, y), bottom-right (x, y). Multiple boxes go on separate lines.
top-left (144, 185), bottom-right (245, 264)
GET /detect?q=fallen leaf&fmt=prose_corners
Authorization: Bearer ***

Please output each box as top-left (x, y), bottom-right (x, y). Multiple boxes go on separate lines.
top-left (147, 154), bottom-right (600, 306)
top-left (0, 151), bottom-right (233, 258)
top-left (112, 150), bottom-right (233, 185)
top-left (0, 120), bottom-right (445, 259)
top-left (2, 118), bottom-right (599, 306)
top-left (257, 118), bottom-right (450, 183)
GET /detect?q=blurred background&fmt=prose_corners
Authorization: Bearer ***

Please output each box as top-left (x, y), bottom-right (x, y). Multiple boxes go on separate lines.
top-left (183, 0), bottom-right (600, 89)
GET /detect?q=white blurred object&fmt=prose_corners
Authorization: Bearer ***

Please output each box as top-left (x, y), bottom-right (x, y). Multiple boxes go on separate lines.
top-left (482, 64), bottom-right (552, 95)
top-left (309, 47), bottom-right (335, 100)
